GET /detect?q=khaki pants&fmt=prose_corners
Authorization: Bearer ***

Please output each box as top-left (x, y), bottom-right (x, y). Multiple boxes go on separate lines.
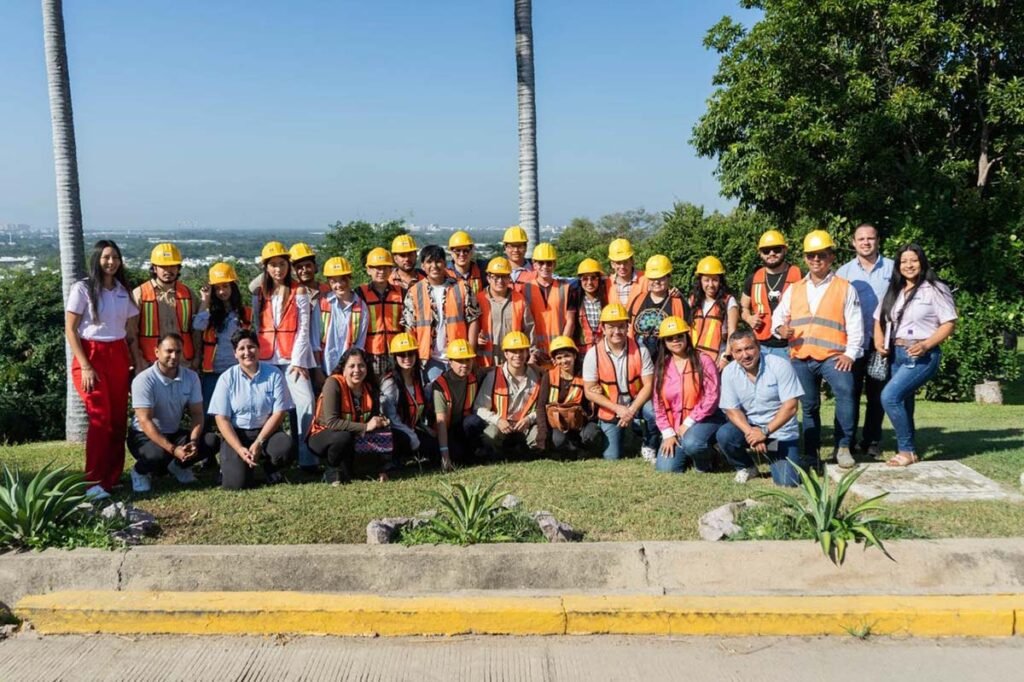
top-left (481, 422), bottom-right (541, 451)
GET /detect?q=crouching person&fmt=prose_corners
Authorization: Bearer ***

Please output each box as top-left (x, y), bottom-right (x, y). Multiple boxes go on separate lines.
top-left (308, 348), bottom-right (394, 484)
top-left (128, 333), bottom-right (217, 493)
top-left (380, 333), bottom-right (437, 467)
top-left (716, 329), bottom-right (812, 486)
top-left (473, 331), bottom-right (548, 456)
top-left (546, 336), bottom-right (602, 455)
top-left (209, 329), bottom-right (295, 490)
top-left (432, 339), bottom-right (484, 471)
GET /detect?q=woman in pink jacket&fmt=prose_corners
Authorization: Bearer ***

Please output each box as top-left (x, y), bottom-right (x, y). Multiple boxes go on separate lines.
top-left (652, 316), bottom-right (723, 473)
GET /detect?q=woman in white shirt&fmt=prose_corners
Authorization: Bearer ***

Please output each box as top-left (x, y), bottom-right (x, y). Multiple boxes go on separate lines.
top-left (64, 240), bottom-right (140, 500)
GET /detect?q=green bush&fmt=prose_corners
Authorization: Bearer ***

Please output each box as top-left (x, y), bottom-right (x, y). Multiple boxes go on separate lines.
top-left (319, 219), bottom-right (408, 286)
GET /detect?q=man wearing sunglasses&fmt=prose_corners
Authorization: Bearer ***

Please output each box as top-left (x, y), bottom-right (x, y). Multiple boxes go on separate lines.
top-left (771, 230), bottom-right (863, 470)
top-left (741, 230), bottom-right (802, 360)
top-left (446, 231), bottom-right (487, 296)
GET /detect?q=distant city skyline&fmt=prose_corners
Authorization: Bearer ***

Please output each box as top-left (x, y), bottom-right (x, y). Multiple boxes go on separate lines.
top-left (1, 1), bottom-right (752, 231)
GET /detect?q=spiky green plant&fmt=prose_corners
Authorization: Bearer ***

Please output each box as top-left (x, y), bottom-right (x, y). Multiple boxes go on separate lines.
top-left (0, 463), bottom-right (91, 550)
top-left (425, 479), bottom-right (514, 545)
top-left (754, 464), bottom-right (896, 565)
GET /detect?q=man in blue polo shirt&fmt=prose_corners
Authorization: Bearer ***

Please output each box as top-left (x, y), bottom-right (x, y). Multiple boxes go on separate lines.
top-left (715, 329), bottom-right (809, 486)
top-left (128, 333), bottom-right (212, 493)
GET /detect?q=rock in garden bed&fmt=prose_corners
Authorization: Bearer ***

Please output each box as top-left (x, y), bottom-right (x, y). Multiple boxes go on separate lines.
top-left (698, 499), bottom-right (762, 541)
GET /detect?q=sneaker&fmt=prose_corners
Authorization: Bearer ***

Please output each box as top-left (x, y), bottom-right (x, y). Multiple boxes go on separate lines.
top-left (866, 444), bottom-right (883, 460)
top-left (85, 484), bottom-right (111, 501)
top-left (835, 446), bottom-right (856, 469)
top-left (322, 467), bottom-right (342, 487)
top-left (733, 466), bottom-right (760, 484)
top-left (167, 460), bottom-right (197, 485)
top-left (641, 446), bottom-right (657, 462)
top-left (130, 468), bottom-right (152, 493)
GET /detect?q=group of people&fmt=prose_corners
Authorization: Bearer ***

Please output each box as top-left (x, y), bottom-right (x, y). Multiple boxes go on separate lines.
top-left (64, 223), bottom-right (957, 498)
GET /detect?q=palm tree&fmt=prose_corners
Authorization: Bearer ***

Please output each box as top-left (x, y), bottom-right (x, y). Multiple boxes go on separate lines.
top-left (42, 0), bottom-right (87, 442)
top-left (515, 0), bottom-right (539, 251)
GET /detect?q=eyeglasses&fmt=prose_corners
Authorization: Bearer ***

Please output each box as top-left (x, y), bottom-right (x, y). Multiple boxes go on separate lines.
top-left (452, 248), bottom-right (472, 255)
top-left (805, 252), bottom-right (831, 261)
top-left (759, 247), bottom-right (784, 255)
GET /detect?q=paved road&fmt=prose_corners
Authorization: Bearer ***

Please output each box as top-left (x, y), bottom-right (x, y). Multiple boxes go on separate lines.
top-left (2, 633), bottom-right (1022, 681)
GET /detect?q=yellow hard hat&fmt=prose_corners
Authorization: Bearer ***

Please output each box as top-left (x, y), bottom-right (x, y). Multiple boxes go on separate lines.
top-left (532, 242), bottom-right (557, 261)
top-left (261, 241), bottom-right (290, 263)
top-left (389, 332), bottom-right (418, 355)
top-left (549, 336), bottom-right (579, 355)
top-left (448, 230), bottom-right (475, 249)
top-left (208, 262), bottom-right (238, 285)
top-left (323, 256), bottom-right (353, 278)
top-left (695, 255), bottom-right (726, 276)
top-left (150, 243), bottom-right (182, 266)
top-left (501, 331), bottom-right (531, 351)
top-left (446, 338), bottom-right (476, 360)
top-left (288, 242), bottom-right (316, 262)
top-left (503, 225), bottom-right (528, 244)
top-left (486, 256), bottom-right (512, 276)
top-left (758, 230), bottom-right (787, 249)
top-left (658, 316), bottom-right (691, 338)
top-left (366, 247), bottom-right (395, 268)
top-left (645, 254), bottom-right (673, 279)
top-left (608, 238), bottom-right (634, 261)
top-left (577, 258), bottom-right (604, 276)
top-left (803, 230), bottom-right (836, 253)
top-left (391, 234), bottom-right (418, 254)
top-left (600, 303), bottom-right (630, 323)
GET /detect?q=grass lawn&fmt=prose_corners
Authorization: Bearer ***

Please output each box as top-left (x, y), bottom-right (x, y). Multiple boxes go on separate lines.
top-left (3, 398), bottom-right (1022, 545)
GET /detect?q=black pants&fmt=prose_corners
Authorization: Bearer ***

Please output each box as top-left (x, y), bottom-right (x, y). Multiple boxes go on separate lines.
top-left (448, 415), bottom-right (485, 463)
top-left (551, 421), bottom-right (604, 456)
top-left (308, 429), bottom-right (396, 477)
top-left (127, 428), bottom-right (217, 475)
top-left (393, 427), bottom-right (438, 467)
top-left (845, 354), bottom-right (886, 449)
top-left (220, 427), bottom-right (293, 490)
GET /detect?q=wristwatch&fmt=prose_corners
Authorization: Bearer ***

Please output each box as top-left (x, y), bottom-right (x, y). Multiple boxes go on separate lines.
top-left (759, 425), bottom-right (770, 437)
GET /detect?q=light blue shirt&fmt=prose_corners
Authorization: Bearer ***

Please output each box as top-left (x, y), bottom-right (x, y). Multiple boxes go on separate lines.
top-left (720, 352), bottom-right (804, 442)
top-left (837, 256), bottom-right (893, 349)
top-left (208, 362), bottom-right (294, 430)
top-left (321, 293), bottom-right (369, 374)
top-left (131, 364), bottom-right (203, 433)
top-left (193, 309), bottom-right (244, 373)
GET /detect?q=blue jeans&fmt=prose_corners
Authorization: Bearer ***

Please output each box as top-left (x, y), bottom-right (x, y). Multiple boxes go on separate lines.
top-left (715, 421), bottom-right (811, 487)
top-left (881, 346), bottom-right (941, 454)
top-left (654, 412), bottom-right (725, 473)
top-left (598, 400), bottom-right (659, 460)
top-left (791, 356), bottom-right (856, 459)
top-left (761, 346), bottom-right (790, 361)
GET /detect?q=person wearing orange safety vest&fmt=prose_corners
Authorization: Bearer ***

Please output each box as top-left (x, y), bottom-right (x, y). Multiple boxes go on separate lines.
top-left (650, 316), bottom-right (724, 474)
top-left (318, 257), bottom-right (368, 377)
top-left (288, 243), bottom-right (331, 391)
top-left (431, 339), bottom-right (485, 471)
top-left (628, 254), bottom-right (687, 360)
top-left (606, 238), bottom-right (649, 309)
top-left (686, 256), bottom-right (741, 371)
top-left (193, 262), bottom-right (252, 419)
top-left (252, 241), bottom-right (318, 471)
top-left (772, 230), bottom-right (863, 469)
top-left (521, 242), bottom-right (576, 364)
top-left (403, 244), bottom-right (481, 383)
top-left (546, 336), bottom-right (602, 456)
top-left (380, 333), bottom-right (436, 467)
top-left (741, 230), bottom-right (802, 361)
top-left (502, 225), bottom-right (536, 289)
top-left (582, 303), bottom-right (657, 461)
top-left (132, 243), bottom-right (199, 370)
top-left (473, 331), bottom-right (549, 454)
top-left (357, 248), bottom-right (406, 379)
top-left (574, 258), bottom-right (607, 357)
top-left (389, 234), bottom-right (426, 291)
top-left (446, 230), bottom-right (487, 295)
top-left (476, 256), bottom-right (535, 368)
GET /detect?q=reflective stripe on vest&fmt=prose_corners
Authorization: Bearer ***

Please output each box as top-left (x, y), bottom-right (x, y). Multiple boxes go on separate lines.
top-left (491, 368), bottom-right (541, 421)
top-left (407, 281), bottom-right (470, 361)
top-left (689, 296), bottom-right (726, 360)
top-left (788, 277), bottom-right (850, 360)
top-left (548, 367), bottom-right (584, 406)
top-left (257, 282), bottom-right (300, 361)
top-left (138, 281), bottom-right (195, 362)
top-left (446, 262), bottom-right (484, 296)
top-left (750, 266), bottom-right (802, 341)
top-left (523, 280), bottom-right (568, 353)
top-left (358, 284), bottom-right (404, 356)
top-left (319, 296), bottom-right (364, 348)
top-left (434, 373), bottom-right (477, 422)
top-left (594, 339), bottom-right (644, 421)
top-left (309, 375), bottom-right (374, 438)
top-left (200, 307), bottom-right (252, 373)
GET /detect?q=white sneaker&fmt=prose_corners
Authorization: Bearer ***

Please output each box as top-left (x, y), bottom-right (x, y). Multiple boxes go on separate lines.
top-left (85, 484), bottom-right (111, 501)
top-left (641, 446), bottom-right (657, 462)
top-left (130, 468), bottom-right (152, 493)
top-left (167, 460), bottom-right (197, 485)
top-left (733, 466), bottom-right (760, 484)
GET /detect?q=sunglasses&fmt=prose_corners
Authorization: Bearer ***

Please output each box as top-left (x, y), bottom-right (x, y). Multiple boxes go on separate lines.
top-left (759, 247), bottom-right (784, 255)
top-left (805, 251), bottom-right (831, 261)
top-left (452, 248), bottom-right (472, 255)
top-left (663, 334), bottom-right (687, 343)
top-left (534, 260), bottom-right (554, 267)
top-left (394, 351), bottom-right (418, 359)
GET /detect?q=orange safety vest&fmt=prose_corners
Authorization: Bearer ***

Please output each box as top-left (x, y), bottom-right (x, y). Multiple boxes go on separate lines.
top-left (659, 359), bottom-right (701, 431)
top-left (257, 282), bottom-right (301, 361)
top-left (628, 293), bottom-right (686, 339)
top-left (788, 276), bottom-right (850, 361)
top-left (138, 281), bottom-right (196, 362)
top-left (406, 280), bottom-right (471, 361)
top-left (522, 279), bottom-right (570, 353)
top-left (358, 284), bottom-right (404, 356)
top-left (475, 289), bottom-right (528, 367)
top-left (490, 368), bottom-right (541, 422)
top-left (548, 367), bottom-right (585, 406)
top-left (446, 262), bottom-right (485, 296)
top-left (308, 375), bottom-right (375, 438)
top-left (200, 307), bottom-right (252, 373)
top-left (750, 266), bottom-right (802, 342)
top-left (385, 371), bottom-right (427, 427)
top-left (319, 295), bottom-right (365, 347)
top-left (604, 270), bottom-right (649, 309)
top-left (689, 295), bottom-right (730, 361)
top-left (434, 372), bottom-right (478, 422)
top-left (576, 296), bottom-right (603, 356)
top-left (594, 339), bottom-right (644, 421)
top-left (510, 265), bottom-right (536, 293)
top-left (389, 268), bottom-right (425, 291)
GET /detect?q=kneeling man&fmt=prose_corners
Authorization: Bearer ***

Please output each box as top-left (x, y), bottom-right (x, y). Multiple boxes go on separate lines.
top-left (473, 331), bottom-right (548, 454)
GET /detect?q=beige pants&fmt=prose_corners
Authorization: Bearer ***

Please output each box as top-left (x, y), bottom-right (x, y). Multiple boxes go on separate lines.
top-left (482, 422), bottom-right (541, 450)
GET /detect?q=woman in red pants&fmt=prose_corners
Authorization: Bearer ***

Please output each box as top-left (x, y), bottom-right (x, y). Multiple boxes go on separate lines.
top-left (64, 240), bottom-right (140, 499)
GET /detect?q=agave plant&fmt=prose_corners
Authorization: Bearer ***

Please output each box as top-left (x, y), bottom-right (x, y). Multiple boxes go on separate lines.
top-left (425, 479), bottom-right (514, 545)
top-left (755, 464), bottom-right (896, 565)
top-left (0, 463), bottom-right (91, 550)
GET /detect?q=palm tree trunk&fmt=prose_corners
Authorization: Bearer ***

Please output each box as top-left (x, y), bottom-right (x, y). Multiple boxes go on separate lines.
top-left (42, 0), bottom-right (88, 442)
top-left (515, 0), bottom-right (540, 252)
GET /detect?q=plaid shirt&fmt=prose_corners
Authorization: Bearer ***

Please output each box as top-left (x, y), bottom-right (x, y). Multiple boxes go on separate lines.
top-left (582, 295), bottom-right (602, 332)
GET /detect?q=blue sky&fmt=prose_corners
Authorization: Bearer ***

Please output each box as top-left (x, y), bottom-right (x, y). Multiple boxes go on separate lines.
top-left (1, 1), bottom-right (754, 231)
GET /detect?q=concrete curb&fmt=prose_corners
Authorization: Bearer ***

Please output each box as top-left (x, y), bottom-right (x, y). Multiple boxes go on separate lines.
top-left (16, 591), bottom-right (1024, 638)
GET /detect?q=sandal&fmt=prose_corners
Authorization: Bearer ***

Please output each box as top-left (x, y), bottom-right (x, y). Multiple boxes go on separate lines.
top-left (886, 452), bottom-right (918, 467)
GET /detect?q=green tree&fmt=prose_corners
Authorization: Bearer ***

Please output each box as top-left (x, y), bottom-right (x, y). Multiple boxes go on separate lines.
top-left (320, 219), bottom-right (408, 286)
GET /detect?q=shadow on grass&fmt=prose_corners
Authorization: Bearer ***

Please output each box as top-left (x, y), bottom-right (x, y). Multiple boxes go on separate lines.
top-left (915, 427), bottom-right (1024, 462)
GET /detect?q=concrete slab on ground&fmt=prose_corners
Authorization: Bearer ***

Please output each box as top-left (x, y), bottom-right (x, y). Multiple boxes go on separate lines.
top-left (826, 461), bottom-right (1024, 503)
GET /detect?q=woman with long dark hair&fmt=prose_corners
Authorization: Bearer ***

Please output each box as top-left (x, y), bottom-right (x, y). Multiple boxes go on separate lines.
top-left (193, 262), bottom-right (250, 412)
top-left (379, 333), bottom-right (436, 467)
top-left (874, 244), bottom-right (957, 467)
top-left (64, 240), bottom-right (140, 499)
top-left (687, 256), bottom-right (740, 370)
top-left (574, 258), bottom-right (607, 357)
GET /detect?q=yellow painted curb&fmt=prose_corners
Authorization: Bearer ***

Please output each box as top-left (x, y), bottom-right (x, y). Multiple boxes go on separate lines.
top-left (15, 591), bottom-right (1024, 638)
